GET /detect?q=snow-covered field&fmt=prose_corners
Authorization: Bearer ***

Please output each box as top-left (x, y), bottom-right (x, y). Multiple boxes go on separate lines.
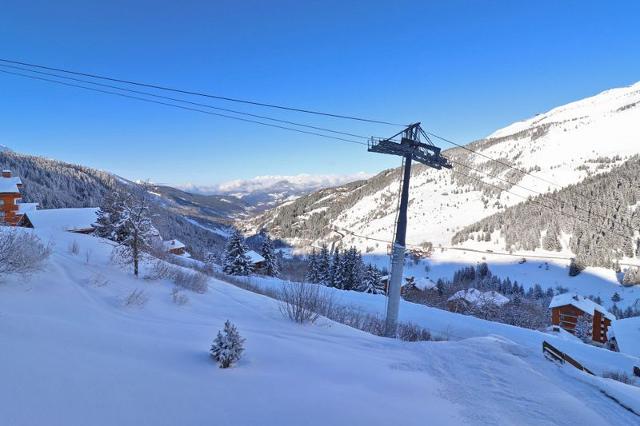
top-left (357, 242), bottom-right (640, 312)
top-left (2, 228), bottom-right (640, 425)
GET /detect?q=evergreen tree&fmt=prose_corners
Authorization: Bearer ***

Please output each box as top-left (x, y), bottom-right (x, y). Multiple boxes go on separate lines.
top-left (305, 249), bottom-right (320, 283)
top-left (342, 247), bottom-right (364, 290)
top-left (260, 234), bottom-right (279, 277)
top-left (611, 292), bottom-right (622, 303)
top-left (328, 249), bottom-right (342, 288)
top-left (360, 264), bottom-right (384, 294)
top-left (94, 190), bottom-right (129, 243)
top-left (574, 314), bottom-right (593, 342)
top-left (210, 320), bottom-right (245, 368)
top-left (568, 257), bottom-right (585, 277)
top-left (542, 223), bottom-right (562, 251)
top-left (622, 266), bottom-right (640, 286)
top-left (317, 244), bottom-right (331, 285)
top-left (223, 230), bottom-right (251, 276)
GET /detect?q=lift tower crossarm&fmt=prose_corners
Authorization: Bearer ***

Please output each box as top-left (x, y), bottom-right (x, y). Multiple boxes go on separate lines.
top-left (367, 123), bottom-right (451, 337)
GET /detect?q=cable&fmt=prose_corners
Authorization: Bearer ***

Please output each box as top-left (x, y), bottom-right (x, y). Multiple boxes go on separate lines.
top-left (449, 164), bottom-right (634, 242)
top-left (0, 69), bottom-right (367, 146)
top-left (0, 63), bottom-right (372, 141)
top-left (0, 58), bottom-right (406, 127)
top-left (447, 158), bottom-right (638, 235)
top-left (426, 129), bottom-right (637, 221)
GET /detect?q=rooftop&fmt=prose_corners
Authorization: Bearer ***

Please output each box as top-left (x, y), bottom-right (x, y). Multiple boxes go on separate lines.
top-left (0, 176), bottom-right (22, 194)
top-left (608, 317), bottom-right (640, 358)
top-left (246, 250), bottom-right (265, 264)
top-left (23, 208), bottom-right (99, 232)
top-left (549, 293), bottom-right (616, 321)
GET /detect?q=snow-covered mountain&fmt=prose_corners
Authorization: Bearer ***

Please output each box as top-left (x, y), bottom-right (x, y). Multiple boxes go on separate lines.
top-left (181, 173), bottom-right (371, 212)
top-left (251, 81), bottom-right (640, 255)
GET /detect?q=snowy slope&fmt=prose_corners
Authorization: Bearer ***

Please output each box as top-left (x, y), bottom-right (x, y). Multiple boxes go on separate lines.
top-left (2, 227), bottom-right (640, 425)
top-left (253, 80), bottom-right (640, 252)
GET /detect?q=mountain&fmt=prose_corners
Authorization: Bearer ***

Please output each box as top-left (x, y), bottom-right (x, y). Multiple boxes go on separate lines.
top-left (0, 149), bottom-right (231, 256)
top-left (453, 156), bottom-right (640, 268)
top-left (181, 173), bottom-right (371, 212)
top-left (251, 81), bottom-right (640, 258)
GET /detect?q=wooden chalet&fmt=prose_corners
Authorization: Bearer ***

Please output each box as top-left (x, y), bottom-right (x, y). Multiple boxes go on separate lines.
top-left (246, 250), bottom-right (266, 270)
top-left (0, 170), bottom-right (37, 226)
top-left (164, 239), bottom-right (188, 256)
top-left (549, 293), bottom-right (615, 344)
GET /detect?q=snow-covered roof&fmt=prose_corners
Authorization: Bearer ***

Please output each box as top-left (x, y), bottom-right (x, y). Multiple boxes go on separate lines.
top-left (448, 288), bottom-right (510, 307)
top-left (163, 239), bottom-right (186, 251)
top-left (414, 277), bottom-right (437, 290)
top-left (549, 293), bottom-right (616, 321)
top-left (246, 250), bottom-right (265, 264)
top-left (608, 317), bottom-right (640, 358)
top-left (17, 203), bottom-right (38, 214)
top-left (23, 208), bottom-right (98, 232)
top-left (0, 176), bottom-right (21, 193)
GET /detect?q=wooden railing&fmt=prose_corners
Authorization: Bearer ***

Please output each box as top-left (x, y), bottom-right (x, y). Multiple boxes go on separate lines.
top-left (542, 341), bottom-right (594, 375)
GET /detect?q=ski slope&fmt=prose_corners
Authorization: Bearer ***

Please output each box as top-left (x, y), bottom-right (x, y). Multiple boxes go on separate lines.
top-left (1, 227), bottom-right (639, 425)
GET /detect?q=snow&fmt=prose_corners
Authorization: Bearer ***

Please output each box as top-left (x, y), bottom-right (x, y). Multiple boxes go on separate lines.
top-left (22, 207), bottom-right (98, 232)
top-left (2, 227), bottom-right (640, 424)
top-left (17, 202), bottom-right (38, 214)
top-left (272, 79), bottom-right (640, 259)
top-left (550, 293), bottom-right (616, 321)
top-left (0, 176), bottom-right (21, 193)
top-left (448, 288), bottom-right (510, 306)
top-left (245, 249), bottom-right (265, 264)
top-left (609, 317), bottom-right (640, 358)
top-left (163, 239), bottom-right (186, 251)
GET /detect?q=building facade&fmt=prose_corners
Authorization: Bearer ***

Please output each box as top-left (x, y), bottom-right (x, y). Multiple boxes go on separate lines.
top-left (0, 170), bottom-right (24, 225)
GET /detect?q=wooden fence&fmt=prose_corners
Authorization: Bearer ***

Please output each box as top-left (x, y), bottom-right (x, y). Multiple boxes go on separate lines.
top-left (542, 341), bottom-right (594, 375)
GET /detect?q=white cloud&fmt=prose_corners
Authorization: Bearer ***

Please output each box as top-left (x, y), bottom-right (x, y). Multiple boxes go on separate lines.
top-left (178, 172), bottom-right (372, 196)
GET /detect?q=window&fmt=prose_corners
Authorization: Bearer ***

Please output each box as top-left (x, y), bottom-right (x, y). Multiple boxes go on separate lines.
top-left (0, 199), bottom-right (4, 206)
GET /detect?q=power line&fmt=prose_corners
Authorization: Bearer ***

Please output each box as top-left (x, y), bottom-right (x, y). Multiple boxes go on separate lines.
top-left (449, 163), bottom-right (634, 242)
top-left (334, 162), bottom-right (635, 249)
top-left (0, 63), bottom-right (372, 141)
top-left (0, 68), bottom-right (368, 146)
top-left (447, 158), bottom-right (638, 235)
top-left (426, 129), bottom-right (637, 221)
top-left (0, 58), bottom-right (406, 127)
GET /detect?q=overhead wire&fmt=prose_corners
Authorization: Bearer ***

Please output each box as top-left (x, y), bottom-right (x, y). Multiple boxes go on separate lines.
top-left (446, 158), bottom-right (638, 235)
top-left (426, 129), bottom-right (637, 221)
top-left (1, 58), bottom-right (636, 248)
top-left (0, 68), bottom-right (368, 146)
top-left (0, 58), bottom-right (406, 126)
top-left (0, 63), bottom-right (372, 141)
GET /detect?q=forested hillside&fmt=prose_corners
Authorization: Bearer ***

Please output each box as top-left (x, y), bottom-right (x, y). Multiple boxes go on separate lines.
top-left (453, 156), bottom-right (640, 268)
top-left (0, 149), bottom-right (227, 257)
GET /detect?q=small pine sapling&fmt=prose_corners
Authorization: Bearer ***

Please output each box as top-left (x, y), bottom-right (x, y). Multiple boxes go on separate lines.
top-left (210, 320), bottom-right (245, 368)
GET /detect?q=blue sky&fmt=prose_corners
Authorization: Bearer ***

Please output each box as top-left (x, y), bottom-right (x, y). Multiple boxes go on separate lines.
top-left (1, 1), bottom-right (639, 186)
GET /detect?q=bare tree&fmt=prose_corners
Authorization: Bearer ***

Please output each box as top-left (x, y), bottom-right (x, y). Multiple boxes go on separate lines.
top-left (0, 229), bottom-right (51, 277)
top-left (109, 186), bottom-right (159, 276)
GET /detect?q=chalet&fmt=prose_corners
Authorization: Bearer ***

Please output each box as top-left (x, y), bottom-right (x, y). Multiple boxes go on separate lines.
top-left (607, 317), bottom-right (640, 358)
top-left (246, 250), bottom-right (266, 270)
top-left (164, 239), bottom-right (188, 257)
top-left (0, 170), bottom-right (37, 225)
top-left (549, 293), bottom-right (615, 344)
top-left (447, 288), bottom-right (509, 313)
top-left (19, 208), bottom-right (99, 234)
